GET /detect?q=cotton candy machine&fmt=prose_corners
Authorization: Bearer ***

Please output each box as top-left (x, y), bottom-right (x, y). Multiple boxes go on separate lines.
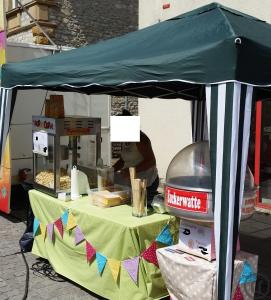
top-left (165, 141), bottom-right (256, 222)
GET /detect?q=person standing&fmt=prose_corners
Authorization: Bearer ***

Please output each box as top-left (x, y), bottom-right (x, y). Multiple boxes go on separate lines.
top-left (113, 110), bottom-right (159, 205)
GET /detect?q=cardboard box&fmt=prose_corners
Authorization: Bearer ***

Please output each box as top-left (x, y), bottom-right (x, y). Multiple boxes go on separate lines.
top-left (45, 95), bottom-right (64, 118)
top-left (179, 220), bottom-right (215, 261)
top-left (178, 220), bottom-right (240, 261)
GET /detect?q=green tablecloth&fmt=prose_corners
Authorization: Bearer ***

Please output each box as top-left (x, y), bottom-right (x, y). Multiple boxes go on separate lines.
top-left (29, 190), bottom-right (178, 300)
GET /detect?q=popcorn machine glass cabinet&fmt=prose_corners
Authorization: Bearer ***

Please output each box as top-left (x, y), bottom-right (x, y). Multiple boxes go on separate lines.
top-left (34, 134), bottom-right (56, 190)
top-left (34, 134), bottom-right (78, 195)
top-left (33, 134), bottom-right (73, 195)
top-left (33, 116), bottom-right (102, 197)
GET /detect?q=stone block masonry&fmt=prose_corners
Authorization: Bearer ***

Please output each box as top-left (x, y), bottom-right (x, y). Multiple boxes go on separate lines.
top-left (7, 1), bottom-right (138, 47)
top-left (111, 96), bottom-right (138, 116)
top-left (49, 0), bottom-right (138, 47)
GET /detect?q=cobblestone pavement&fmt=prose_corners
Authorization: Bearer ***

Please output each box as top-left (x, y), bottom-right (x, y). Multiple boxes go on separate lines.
top-left (0, 212), bottom-right (101, 300)
top-left (2, 205), bottom-right (271, 300)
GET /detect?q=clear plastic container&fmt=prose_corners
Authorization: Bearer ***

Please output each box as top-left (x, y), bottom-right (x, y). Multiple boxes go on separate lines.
top-left (88, 184), bottom-right (130, 207)
top-left (166, 141), bottom-right (211, 192)
top-left (97, 166), bottom-right (114, 191)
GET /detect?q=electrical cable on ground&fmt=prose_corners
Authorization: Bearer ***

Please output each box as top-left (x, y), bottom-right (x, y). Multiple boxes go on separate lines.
top-left (21, 250), bottom-right (30, 300)
top-left (31, 259), bottom-right (65, 282)
top-left (0, 251), bottom-right (21, 258)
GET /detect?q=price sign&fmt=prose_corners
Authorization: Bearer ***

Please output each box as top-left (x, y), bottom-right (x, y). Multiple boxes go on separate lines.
top-left (178, 221), bottom-right (216, 261)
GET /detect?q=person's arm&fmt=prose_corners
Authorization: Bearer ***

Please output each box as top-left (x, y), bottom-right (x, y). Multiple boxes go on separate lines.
top-left (135, 133), bottom-right (156, 173)
top-left (112, 157), bottom-right (125, 172)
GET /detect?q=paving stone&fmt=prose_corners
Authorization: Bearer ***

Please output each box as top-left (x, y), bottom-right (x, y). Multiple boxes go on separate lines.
top-left (0, 285), bottom-right (9, 293)
top-left (3, 208), bottom-right (271, 300)
top-left (0, 281), bottom-right (7, 288)
top-left (0, 213), bottom-right (101, 300)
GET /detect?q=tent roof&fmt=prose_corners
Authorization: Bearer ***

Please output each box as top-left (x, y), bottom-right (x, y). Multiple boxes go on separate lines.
top-left (2, 2), bottom-right (271, 99)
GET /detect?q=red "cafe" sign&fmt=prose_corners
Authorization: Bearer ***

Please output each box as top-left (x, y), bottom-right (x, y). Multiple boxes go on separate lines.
top-left (166, 186), bottom-right (208, 214)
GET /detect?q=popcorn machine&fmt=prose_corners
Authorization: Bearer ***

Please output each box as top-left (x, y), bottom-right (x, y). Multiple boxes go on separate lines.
top-left (32, 116), bottom-right (101, 197)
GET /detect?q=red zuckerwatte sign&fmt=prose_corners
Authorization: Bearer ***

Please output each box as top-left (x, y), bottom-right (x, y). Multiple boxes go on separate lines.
top-left (166, 186), bottom-right (208, 214)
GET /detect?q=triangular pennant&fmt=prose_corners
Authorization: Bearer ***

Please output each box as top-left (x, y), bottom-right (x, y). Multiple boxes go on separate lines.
top-left (239, 261), bottom-right (257, 285)
top-left (33, 217), bottom-right (40, 236)
top-left (141, 242), bottom-right (159, 267)
top-left (123, 256), bottom-right (139, 284)
top-left (74, 226), bottom-right (85, 245)
top-left (66, 212), bottom-right (77, 230)
top-left (233, 286), bottom-right (244, 300)
top-left (156, 224), bottom-right (173, 245)
top-left (96, 252), bottom-right (107, 275)
top-left (108, 259), bottom-right (121, 282)
top-left (47, 223), bottom-right (54, 242)
top-left (61, 210), bottom-right (69, 226)
top-left (54, 218), bottom-right (64, 238)
top-left (86, 241), bottom-right (96, 263)
top-left (39, 223), bottom-right (47, 240)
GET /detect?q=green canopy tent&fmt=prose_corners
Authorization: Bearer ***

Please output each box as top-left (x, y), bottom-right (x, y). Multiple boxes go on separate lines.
top-left (2, 3), bottom-right (271, 299)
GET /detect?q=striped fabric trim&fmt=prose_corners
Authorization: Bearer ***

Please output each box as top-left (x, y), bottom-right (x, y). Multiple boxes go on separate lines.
top-left (3, 78), bottom-right (271, 90)
top-left (191, 100), bottom-right (208, 142)
top-left (0, 87), bottom-right (12, 163)
top-left (206, 82), bottom-right (253, 300)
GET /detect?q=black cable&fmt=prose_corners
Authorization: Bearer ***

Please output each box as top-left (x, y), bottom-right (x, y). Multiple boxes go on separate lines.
top-left (21, 250), bottom-right (30, 300)
top-left (16, 182), bottom-right (34, 300)
top-left (0, 251), bottom-right (21, 258)
top-left (31, 259), bottom-right (65, 282)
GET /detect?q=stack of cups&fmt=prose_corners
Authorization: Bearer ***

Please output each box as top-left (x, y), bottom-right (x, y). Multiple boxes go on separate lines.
top-left (71, 166), bottom-right (81, 200)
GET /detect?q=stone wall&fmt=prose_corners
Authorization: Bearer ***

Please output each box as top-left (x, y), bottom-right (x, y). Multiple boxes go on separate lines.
top-left (49, 0), bottom-right (138, 47)
top-left (7, 30), bottom-right (33, 43)
top-left (7, 0), bottom-right (138, 47)
top-left (111, 96), bottom-right (138, 116)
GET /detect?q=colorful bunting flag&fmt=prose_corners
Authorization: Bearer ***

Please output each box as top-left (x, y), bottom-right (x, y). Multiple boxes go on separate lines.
top-left (156, 224), bottom-right (173, 246)
top-left (33, 210), bottom-right (172, 285)
top-left (239, 261), bottom-right (256, 285)
top-left (47, 223), bottom-right (54, 242)
top-left (108, 259), bottom-right (120, 282)
top-left (40, 223), bottom-right (47, 240)
top-left (233, 286), bottom-right (244, 300)
top-left (33, 217), bottom-right (40, 236)
top-left (74, 226), bottom-right (85, 245)
top-left (123, 256), bottom-right (139, 285)
top-left (61, 210), bottom-right (69, 226)
top-left (86, 241), bottom-right (96, 263)
top-left (141, 241), bottom-right (159, 267)
top-left (96, 252), bottom-right (107, 275)
top-left (66, 211), bottom-right (77, 230)
top-left (54, 218), bottom-right (64, 238)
